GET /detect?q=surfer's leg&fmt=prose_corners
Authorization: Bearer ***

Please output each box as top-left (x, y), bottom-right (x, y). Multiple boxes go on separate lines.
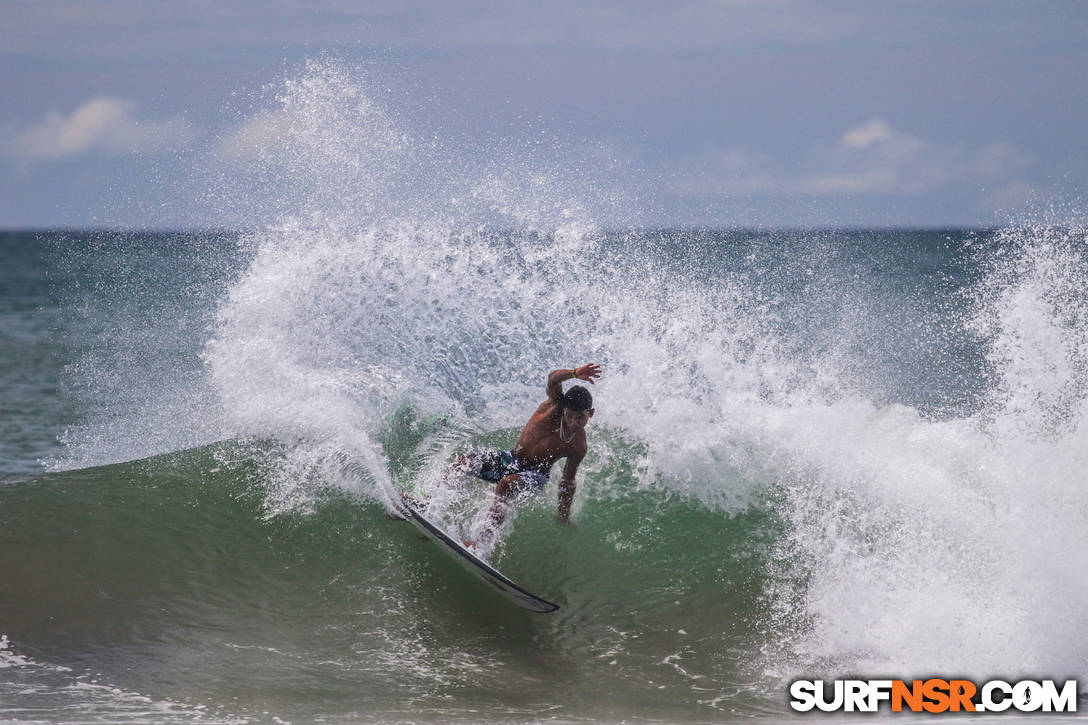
top-left (473, 473), bottom-right (522, 550)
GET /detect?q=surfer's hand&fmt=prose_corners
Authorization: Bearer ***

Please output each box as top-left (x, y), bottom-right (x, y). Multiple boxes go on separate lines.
top-left (573, 364), bottom-right (601, 384)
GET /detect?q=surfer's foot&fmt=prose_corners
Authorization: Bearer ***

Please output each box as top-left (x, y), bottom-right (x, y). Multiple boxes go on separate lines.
top-left (462, 540), bottom-right (476, 550)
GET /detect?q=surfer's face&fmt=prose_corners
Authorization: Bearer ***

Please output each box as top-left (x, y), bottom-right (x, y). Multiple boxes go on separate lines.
top-left (561, 406), bottom-right (593, 432)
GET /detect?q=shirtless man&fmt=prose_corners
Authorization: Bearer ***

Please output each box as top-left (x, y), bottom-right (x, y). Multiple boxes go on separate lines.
top-left (460, 364), bottom-right (601, 550)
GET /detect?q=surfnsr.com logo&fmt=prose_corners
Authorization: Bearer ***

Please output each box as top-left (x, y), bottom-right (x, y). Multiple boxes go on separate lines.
top-left (790, 679), bottom-right (1078, 713)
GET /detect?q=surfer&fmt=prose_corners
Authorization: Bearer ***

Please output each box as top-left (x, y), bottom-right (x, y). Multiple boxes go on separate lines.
top-left (459, 364), bottom-right (601, 550)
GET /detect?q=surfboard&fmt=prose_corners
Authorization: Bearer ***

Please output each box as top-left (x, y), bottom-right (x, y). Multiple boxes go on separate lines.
top-left (393, 494), bottom-right (559, 613)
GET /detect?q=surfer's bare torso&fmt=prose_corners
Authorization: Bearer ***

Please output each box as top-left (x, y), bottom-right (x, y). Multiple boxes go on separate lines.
top-left (512, 395), bottom-right (589, 474)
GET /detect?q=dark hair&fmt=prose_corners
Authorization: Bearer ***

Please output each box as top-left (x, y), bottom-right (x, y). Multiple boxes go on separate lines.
top-left (561, 385), bottom-right (593, 412)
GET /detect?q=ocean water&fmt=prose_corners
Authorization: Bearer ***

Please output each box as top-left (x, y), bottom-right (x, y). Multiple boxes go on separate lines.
top-left (3, 62), bottom-right (1088, 723)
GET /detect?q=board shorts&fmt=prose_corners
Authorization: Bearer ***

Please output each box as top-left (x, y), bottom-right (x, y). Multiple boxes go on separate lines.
top-left (462, 449), bottom-right (549, 493)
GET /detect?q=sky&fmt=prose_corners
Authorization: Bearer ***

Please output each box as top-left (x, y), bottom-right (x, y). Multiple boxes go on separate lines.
top-left (2, 0), bottom-right (1086, 229)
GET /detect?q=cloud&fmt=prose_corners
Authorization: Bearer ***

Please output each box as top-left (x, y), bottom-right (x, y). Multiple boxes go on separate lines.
top-left (211, 110), bottom-right (293, 161)
top-left (840, 119), bottom-right (892, 149)
top-left (974, 142), bottom-right (1033, 182)
top-left (7, 97), bottom-right (194, 162)
top-left (669, 118), bottom-right (1035, 204)
top-left (800, 119), bottom-right (937, 194)
top-left (978, 180), bottom-right (1039, 216)
top-left (803, 119), bottom-right (1034, 196)
top-left (667, 147), bottom-right (781, 196)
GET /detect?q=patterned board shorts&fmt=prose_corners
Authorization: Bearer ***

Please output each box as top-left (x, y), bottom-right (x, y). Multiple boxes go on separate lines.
top-left (462, 449), bottom-right (549, 493)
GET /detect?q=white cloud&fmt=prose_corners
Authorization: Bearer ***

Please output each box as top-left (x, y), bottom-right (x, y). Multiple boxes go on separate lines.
top-left (802, 120), bottom-right (938, 195)
top-left (7, 97), bottom-right (194, 161)
top-left (974, 142), bottom-right (1033, 182)
top-left (799, 169), bottom-right (900, 195)
top-left (978, 180), bottom-right (1038, 216)
top-left (840, 119), bottom-right (892, 149)
top-left (667, 147), bottom-right (781, 196)
top-left (804, 120), bottom-right (1034, 196)
top-left (211, 110), bottom-right (293, 160)
top-left (670, 118), bottom-right (1035, 201)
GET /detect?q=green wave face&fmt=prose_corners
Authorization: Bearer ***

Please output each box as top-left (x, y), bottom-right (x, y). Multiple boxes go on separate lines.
top-left (1, 441), bottom-right (785, 722)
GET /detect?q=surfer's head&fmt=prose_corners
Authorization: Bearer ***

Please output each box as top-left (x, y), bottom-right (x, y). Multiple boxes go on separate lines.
top-left (562, 385), bottom-right (592, 412)
top-left (560, 385), bottom-right (594, 431)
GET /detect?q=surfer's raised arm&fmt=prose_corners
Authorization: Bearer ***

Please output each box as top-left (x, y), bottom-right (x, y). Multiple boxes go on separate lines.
top-left (547, 364), bottom-right (601, 403)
